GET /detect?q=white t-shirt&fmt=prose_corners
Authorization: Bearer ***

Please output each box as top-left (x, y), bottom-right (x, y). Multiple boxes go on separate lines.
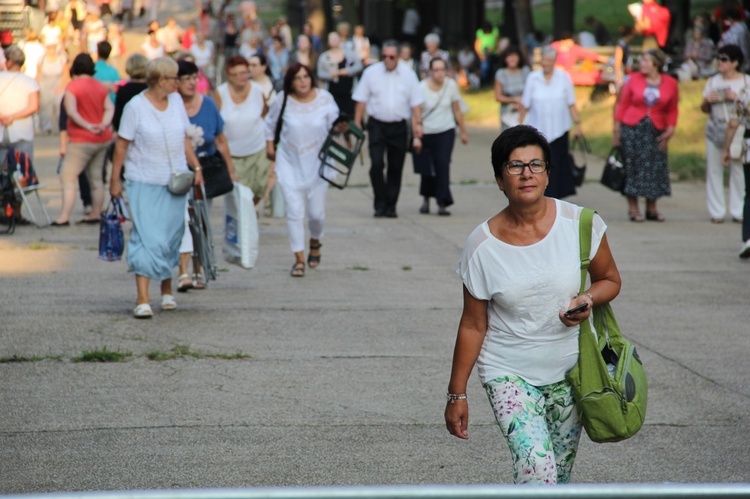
top-left (0, 72), bottom-right (40, 143)
top-left (119, 92), bottom-right (191, 185)
top-left (190, 41), bottom-right (214, 69)
top-left (521, 69), bottom-right (576, 143)
top-left (40, 25), bottom-right (62, 47)
top-left (456, 199), bottom-right (607, 387)
top-left (420, 77), bottom-right (460, 135)
top-left (703, 73), bottom-right (750, 124)
top-left (21, 41), bottom-right (46, 79)
top-left (141, 40), bottom-right (165, 60)
top-left (217, 81), bottom-right (265, 156)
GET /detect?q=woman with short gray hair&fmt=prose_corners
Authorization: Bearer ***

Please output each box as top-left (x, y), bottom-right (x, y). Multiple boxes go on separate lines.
top-left (0, 45), bottom-right (40, 159)
top-left (110, 57), bottom-right (204, 318)
top-left (419, 33), bottom-right (450, 79)
top-left (519, 46), bottom-right (582, 199)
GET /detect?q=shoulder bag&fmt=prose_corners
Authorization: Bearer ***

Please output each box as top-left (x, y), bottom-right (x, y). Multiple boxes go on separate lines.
top-left (600, 146), bottom-right (626, 192)
top-left (565, 208), bottom-right (648, 443)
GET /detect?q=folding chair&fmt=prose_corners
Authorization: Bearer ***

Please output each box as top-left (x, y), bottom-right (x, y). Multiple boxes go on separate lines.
top-left (5, 148), bottom-right (51, 227)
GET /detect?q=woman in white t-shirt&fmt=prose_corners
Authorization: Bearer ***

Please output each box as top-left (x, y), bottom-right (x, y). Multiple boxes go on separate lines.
top-left (412, 57), bottom-right (468, 216)
top-left (110, 57), bottom-right (203, 319)
top-left (215, 55), bottom-right (268, 206)
top-left (445, 125), bottom-right (621, 484)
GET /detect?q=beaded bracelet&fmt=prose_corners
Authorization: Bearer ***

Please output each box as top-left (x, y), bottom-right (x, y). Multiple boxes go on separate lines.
top-left (446, 393), bottom-right (467, 404)
top-left (579, 292), bottom-right (594, 306)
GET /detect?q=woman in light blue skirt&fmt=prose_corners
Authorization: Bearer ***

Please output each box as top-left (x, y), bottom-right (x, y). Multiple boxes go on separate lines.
top-left (110, 57), bottom-right (203, 318)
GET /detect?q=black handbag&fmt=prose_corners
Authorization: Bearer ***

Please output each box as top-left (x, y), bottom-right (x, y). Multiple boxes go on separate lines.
top-left (570, 135), bottom-right (590, 187)
top-left (600, 147), bottom-right (627, 192)
top-left (200, 153), bottom-right (234, 199)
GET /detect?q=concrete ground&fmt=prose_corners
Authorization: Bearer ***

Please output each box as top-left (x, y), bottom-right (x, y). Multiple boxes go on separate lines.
top-left (1, 123), bottom-right (749, 492)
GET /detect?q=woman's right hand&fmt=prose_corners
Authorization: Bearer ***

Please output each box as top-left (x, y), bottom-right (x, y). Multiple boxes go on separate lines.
top-left (110, 179), bottom-right (122, 199)
top-left (445, 400), bottom-right (469, 439)
top-left (266, 142), bottom-right (276, 161)
top-left (612, 132), bottom-right (620, 147)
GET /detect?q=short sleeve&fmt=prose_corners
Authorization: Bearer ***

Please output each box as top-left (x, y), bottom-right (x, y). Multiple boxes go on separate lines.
top-left (118, 98), bottom-right (139, 141)
top-left (264, 91), bottom-right (284, 141)
top-left (351, 67), bottom-right (370, 102)
top-left (590, 212), bottom-right (608, 262)
top-left (521, 73), bottom-right (533, 109)
top-left (564, 72), bottom-right (576, 106)
top-left (456, 225), bottom-right (493, 301)
top-left (204, 97), bottom-right (224, 135)
top-left (448, 78), bottom-right (461, 102)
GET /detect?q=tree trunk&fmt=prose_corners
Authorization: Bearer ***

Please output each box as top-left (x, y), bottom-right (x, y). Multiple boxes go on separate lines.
top-left (552, 0), bottom-right (575, 41)
top-left (513, 0), bottom-right (534, 56)
top-left (663, 0), bottom-right (689, 53)
top-left (503, 0), bottom-right (518, 46)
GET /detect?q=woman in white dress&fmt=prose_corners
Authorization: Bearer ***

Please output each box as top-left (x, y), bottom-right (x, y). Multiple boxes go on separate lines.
top-left (36, 41), bottom-right (69, 133)
top-left (265, 63), bottom-right (340, 277)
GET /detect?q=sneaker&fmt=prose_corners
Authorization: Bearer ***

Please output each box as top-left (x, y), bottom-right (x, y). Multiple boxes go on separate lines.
top-left (84, 205), bottom-right (93, 215)
top-left (740, 240), bottom-right (750, 259)
top-left (161, 294), bottom-right (177, 310)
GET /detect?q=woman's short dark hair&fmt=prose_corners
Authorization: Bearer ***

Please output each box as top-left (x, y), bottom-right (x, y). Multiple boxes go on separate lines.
top-left (429, 56), bottom-right (445, 70)
top-left (70, 53), bottom-right (95, 77)
top-left (499, 45), bottom-right (527, 69)
top-left (177, 59), bottom-right (198, 77)
top-left (249, 53), bottom-right (274, 78)
top-left (718, 43), bottom-right (744, 68)
top-left (282, 62), bottom-right (316, 95)
top-left (491, 125), bottom-right (552, 178)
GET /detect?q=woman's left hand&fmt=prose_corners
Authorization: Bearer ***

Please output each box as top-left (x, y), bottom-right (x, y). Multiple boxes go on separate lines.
top-left (657, 127), bottom-right (674, 151)
top-left (460, 130), bottom-right (469, 144)
top-left (559, 295), bottom-right (593, 327)
top-left (194, 169), bottom-right (204, 185)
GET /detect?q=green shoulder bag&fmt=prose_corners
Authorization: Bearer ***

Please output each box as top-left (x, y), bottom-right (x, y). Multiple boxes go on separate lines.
top-left (565, 208), bottom-right (648, 443)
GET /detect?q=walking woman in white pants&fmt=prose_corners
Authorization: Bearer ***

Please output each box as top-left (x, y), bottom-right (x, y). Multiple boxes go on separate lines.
top-left (265, 62), bottom-right (339, 277)
top-left (701, 44), bottom-right (747, 223)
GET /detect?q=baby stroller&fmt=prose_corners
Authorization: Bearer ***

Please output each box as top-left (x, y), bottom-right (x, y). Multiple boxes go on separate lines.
top-left (318, 119), bottom-right (365, 189)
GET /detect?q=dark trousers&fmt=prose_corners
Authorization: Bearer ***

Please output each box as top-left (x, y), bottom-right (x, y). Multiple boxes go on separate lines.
top-left (414, 129), bottom-right (455, 207)
top-left (367, 118), bottom-right (408, 213)
top-left (545, 132), bottom-right (576, 200)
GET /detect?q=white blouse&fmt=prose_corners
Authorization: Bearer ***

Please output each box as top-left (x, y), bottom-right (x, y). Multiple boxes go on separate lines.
top-left (521, 69), bottom-right (576, 142)
top-left (264, 89), bottom-right (340, 190)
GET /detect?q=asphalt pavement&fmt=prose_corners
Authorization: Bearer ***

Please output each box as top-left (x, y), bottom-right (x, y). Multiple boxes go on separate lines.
top-left (1, 125), bottom-right (749, 492)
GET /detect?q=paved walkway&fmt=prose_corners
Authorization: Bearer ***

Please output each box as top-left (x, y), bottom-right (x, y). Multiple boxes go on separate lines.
top-left (1, 123), bottom-right (749, 491)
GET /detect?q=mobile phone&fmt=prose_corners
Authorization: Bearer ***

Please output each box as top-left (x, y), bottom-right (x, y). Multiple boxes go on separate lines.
top-left (565, 303), bottom-right (589, 316)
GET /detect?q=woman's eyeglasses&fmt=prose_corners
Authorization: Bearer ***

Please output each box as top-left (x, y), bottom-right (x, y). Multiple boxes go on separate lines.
top-left (503, 159), bottom-right (548, 175)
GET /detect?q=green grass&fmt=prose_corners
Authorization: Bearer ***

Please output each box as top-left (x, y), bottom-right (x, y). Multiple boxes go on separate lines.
top-left (350, 265), bottom-right (370, 271)
top-left (72, 347), bottom-right (132, 363)
top-left (0, 354), bottom-right (64, 363)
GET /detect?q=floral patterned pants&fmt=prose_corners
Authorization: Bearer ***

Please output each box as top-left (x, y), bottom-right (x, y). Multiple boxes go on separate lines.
top-left (485, 375), bottom-right (582, 484)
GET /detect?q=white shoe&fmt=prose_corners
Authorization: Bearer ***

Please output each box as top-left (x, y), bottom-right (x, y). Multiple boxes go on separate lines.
top-left (133, 303), bottom-right (153, 319)
top-left (161, 294), bottom-right (177, 310)
top-left (740, 240), bottom-right (750, 259)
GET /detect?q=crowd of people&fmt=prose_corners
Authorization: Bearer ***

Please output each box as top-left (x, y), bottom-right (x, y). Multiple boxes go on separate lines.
top-left (1, 1), bottom-right (749, 299)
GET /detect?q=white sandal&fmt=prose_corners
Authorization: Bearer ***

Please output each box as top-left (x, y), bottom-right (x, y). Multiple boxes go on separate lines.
top-left (133, 303), bottom-right (153, 319)
top-left (177, 273), bottom-right (193, 293)
top-left (161, 294), bottom-right (177, 311)
top-left (193, 272), bottom-right (206, 290)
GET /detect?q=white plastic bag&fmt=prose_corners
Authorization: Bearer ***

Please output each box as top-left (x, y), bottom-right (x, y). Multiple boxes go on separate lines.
top-left (224, 182), bottom-right (258, 269)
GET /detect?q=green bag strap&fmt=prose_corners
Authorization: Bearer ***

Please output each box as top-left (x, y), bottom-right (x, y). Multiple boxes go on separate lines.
top-left (579, 208), bottom-right (595, 294)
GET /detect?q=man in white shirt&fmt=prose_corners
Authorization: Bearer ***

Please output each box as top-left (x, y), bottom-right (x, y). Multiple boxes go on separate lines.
top-left (353, 40), bottom-right (424, 218)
